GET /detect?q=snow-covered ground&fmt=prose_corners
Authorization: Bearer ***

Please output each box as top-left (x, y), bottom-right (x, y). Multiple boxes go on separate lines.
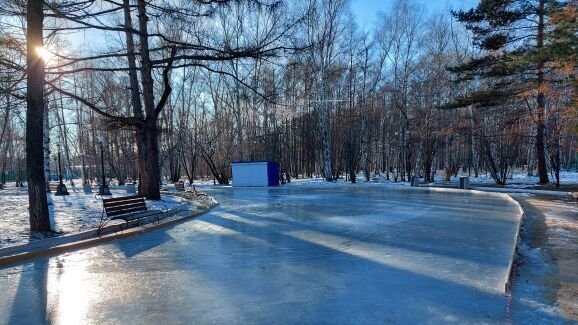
top-left (196, 169), bottom-right (578, 188)
top-left (427, 169), bottom-right (578, 187)
top-left (0, 182), bottom-right (188, 249)
top-left (278, 170), bottom-right (578, 188)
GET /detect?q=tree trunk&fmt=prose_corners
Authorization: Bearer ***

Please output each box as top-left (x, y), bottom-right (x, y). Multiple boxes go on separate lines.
top-left (123, 0), bottom-right (148, 195)
top-left (360, 113), bottom-right (369, 181)
top-left (136, 0), bottom-right (161, 200)
top-left (26, 0), bottom-right (51, 232)
top-left (58, 93), bottom-right (73, 184)
top-left (535, 0), bottom-right (549, 184)
top-left (43, 95), bottom-right (50, 187)
top-left (468, 106), bottom-right (478, 178)
top-left (144, 119), bottom-right (162, 197)
top-left (319, 66), bottom-right (333, 181)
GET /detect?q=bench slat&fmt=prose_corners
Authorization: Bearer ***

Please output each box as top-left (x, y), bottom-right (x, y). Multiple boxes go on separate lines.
top-left (104, 197), bottom-right (144, 207)
top-left (103, 195), bottom-right (142, 204)
top-left (102, 195), bottom-right (162, 223)
top-left (106, 206), bottom-right (149, 217)
top-left (111, 210), bottom-right (162, 221)
top-left (104, 198), bottom-right (146, 208)
top-left (105, 202), bottom-right (147, 214)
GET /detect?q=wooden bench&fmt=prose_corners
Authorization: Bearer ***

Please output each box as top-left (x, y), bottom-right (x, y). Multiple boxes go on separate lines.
top-left (190, 185), bottom-right (208, 198)
top-left (49, 182), bottom-right (70, 195)
top-left (174, 182), bottom-right (208, 198)
top-left (103, 195), bottom-right (162, 226)
top-left (175, 183), bottom-right (185, 192)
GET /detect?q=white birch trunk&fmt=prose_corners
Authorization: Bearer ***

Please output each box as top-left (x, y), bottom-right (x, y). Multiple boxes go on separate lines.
top-left (43, 98), bottom-right (50, 187)
top-left (318, 63), bottom-right (333, 181)
top-left (360, 114), bottom-right (368, 180)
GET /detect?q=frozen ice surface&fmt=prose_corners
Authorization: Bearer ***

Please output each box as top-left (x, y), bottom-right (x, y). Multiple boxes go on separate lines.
top-left (0, 185), bottom-right (563, 323)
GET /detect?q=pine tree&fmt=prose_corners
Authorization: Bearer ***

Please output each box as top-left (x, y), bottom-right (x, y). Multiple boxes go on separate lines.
top-left (449, 0), bottom-right (565, 184)
top-left (544, 1), bottom-right (577, 111)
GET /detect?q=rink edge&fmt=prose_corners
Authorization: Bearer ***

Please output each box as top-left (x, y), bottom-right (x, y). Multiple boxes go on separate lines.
top-left (411, 186), bottom-right (525, 293)
top-left (0, 199), bottom-right (218, 267)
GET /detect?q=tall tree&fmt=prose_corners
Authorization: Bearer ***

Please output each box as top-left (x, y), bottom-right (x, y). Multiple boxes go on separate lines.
top-left (26, 0), bottom-right (51, 232)
top-left (544, 1), bottom-right (577, 110)
top-left (307, 0), bottom-right (348, 181)
top-left (450, 0), bottom-right (562, 184)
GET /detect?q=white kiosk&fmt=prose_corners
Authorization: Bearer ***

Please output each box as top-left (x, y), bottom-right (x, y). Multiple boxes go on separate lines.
top-left (231, 161), bottom-right (280, 187)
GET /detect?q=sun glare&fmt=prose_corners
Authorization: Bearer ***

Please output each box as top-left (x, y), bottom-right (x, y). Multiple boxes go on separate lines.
top-left (36, 46), bottom-right (55, 63)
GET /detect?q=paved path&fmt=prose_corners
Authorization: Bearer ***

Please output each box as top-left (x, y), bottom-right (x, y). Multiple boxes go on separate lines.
top-left (0, 186), bottom-right (537, 324)
top-left (511, 195), bottom-right (578, 323)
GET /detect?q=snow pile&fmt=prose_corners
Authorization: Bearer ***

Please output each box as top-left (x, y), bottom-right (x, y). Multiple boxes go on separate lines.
top-left (431, 169), bottom-right (578, 186)
top-left (0, 184), bottom-right (188, 249)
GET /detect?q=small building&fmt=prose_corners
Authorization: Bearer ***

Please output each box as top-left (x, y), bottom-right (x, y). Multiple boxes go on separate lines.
top-left (231, 161), bottom-right (280, 187)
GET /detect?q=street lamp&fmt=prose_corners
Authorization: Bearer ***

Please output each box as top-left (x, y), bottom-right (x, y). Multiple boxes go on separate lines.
top-left (55, 143), bottom-right (69, 196)
top-left (81, 153), bottom-right (92, 194)
top-left (98, 135), bottom-right (111, 196)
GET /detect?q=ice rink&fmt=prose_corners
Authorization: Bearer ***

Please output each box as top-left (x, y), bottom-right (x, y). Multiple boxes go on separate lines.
top-left (0, 185), bottom-right (544, 324)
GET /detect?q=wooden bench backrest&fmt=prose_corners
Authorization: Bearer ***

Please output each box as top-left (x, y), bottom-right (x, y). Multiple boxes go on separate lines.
top-left (103, 195), bottom-right (147, 217)
top-left (48, 183), bottom-right (59, 191)
top-left (175, 183), bottom-right (185, 191)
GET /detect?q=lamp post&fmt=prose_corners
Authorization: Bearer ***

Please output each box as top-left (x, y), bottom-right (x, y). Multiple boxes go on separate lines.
top-left (98, 135), bottom-right (110, 196)
top-left (53, 155), bottom-right (57, 182)
top-left (57, 144), bottom-right (63, 185)
top-left (55, 144), bottom-right (69, 196)
top-left (251, 140), bottom-right (257, 161)
top-left (81, 153), bottom-right (92, 194)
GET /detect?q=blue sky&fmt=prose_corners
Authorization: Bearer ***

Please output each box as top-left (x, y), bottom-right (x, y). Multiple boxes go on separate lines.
top-left (350, 0), bottom-right (480, 31)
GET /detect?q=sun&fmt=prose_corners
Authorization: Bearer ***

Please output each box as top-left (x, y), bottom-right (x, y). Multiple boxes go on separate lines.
top-left (36, 46), bottom-right (55, 63)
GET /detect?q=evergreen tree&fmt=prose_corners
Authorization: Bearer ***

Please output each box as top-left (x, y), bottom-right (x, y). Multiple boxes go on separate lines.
top-left (449, 0), bottom-right (565, 184)
top-left (544, 1), bottom-right (577, 111)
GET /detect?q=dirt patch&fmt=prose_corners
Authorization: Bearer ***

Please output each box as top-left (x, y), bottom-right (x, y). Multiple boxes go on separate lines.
top-left (514, 195), bottom-right (578, 321)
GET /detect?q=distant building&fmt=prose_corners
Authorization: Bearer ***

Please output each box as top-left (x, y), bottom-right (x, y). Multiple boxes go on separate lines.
top-left (231, 161), bottom-right (280, 187)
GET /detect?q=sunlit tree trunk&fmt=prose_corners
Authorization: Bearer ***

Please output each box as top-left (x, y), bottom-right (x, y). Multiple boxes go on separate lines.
top-left (26, 0), bottom-right (51, 232)
top-left (123, 0), bottom-right (147, 195)
top-left (136, 0), bottom-right (163, 200)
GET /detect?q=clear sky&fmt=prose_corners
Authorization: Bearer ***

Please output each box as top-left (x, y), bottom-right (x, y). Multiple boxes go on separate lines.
top-left (350, 0), bottom-right (480, 31)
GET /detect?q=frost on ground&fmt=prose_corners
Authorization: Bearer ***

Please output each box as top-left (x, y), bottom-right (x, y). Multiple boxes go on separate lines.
top-left (0, 182), bottom-right (188, 249)
top-left (512, 195), bottom-right (578, 322)
top-left (429, 169), bottom-right (578, 189)
top-left (200, 169), bottom-right (578, 189)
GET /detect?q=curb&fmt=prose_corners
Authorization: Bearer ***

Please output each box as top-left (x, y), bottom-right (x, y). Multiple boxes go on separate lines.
top-left (418, 183), bottom-right (574, 198)
top-left (471, 186), bottom-right (573, 198)
top-left (0, 201), bottom-right (218, 267)
top-left (500, 194), bottom-right (525, 293)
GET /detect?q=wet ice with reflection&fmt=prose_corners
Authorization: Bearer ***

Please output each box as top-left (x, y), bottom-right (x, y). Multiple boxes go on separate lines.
top-left (0, 185), bottom-right (548, 324)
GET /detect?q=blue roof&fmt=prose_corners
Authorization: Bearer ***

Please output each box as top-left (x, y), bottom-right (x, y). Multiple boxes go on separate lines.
top-left (232, 160), bottom-right (279, 164)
